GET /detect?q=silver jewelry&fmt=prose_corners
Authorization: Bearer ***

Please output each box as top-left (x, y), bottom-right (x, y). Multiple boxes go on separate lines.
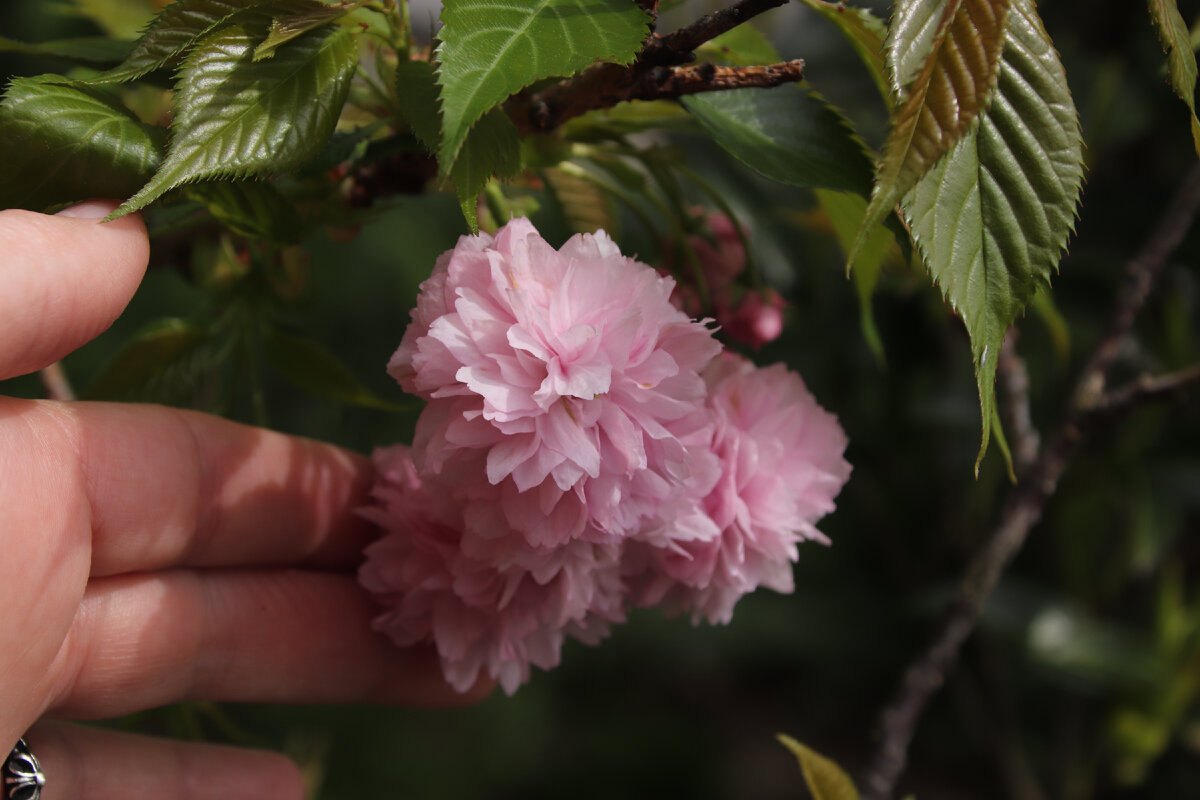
top-left (3, 738), bottom-right (44, 800)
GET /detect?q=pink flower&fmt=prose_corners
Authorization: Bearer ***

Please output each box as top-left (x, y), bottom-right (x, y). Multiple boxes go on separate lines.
top-left (662, 209), bottom-right (747, 318)
top-left (389, 218), bottom-right (723, 549)
top-left (628, 353), bottom-right (851, 624)
top-left (718, 288), bottom-right (786, 350)
top-left (359, 445), bottom-right (627, 695)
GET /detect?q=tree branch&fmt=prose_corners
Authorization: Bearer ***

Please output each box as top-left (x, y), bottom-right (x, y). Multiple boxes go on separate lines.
top-left (639, 0), bottom-right (788, 66)
top-left (1095, 362), bottom-right (1200, 415)
top-left (508, 60), bottom-right (804, 135)
top-left (859, 162), bottom-right (1200, 800)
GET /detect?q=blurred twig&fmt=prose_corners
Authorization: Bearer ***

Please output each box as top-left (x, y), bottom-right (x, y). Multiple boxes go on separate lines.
top-left (859, 162), bottom-right (1200, 800)
top-left (40, 361), bottom-right (75, 402)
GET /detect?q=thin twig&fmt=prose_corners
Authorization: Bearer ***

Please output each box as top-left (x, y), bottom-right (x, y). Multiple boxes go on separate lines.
top-left (859, 162), bottom-right (1200, 800)
top-left (998, 331), bottom-right (1039, 475)
top-left (639, 0), bottom-right (788, 66)
top-left (40, 362), bottom-right (75, 402)
top-left (1094, 362), bottom-right (1200, 415)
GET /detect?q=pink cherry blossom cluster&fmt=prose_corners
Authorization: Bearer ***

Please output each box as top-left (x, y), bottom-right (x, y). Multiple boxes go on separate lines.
top-left (359, 218), bottom-right (850, 695)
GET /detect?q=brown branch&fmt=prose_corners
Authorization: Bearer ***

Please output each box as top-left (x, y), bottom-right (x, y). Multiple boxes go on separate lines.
top-left (508, 0), bottom-right (795, 135)
top-left (509, 60), bottom-right (804, 135)
top-left (859, 162), bottom-right (1200, 800)
top-left (639, 0), bottom-right (788, 66)
top-left (1095, 362), bottom-right (1200, 415)
top-left (998, 331), bottom-right (1039, 475)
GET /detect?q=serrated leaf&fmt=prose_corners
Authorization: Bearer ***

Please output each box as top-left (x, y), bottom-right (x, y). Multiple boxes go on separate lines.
top-left (776, 734), bottom-right (859, 800)
top-left (851, 0), bottom-right (1011, 268)
top-left (85, 318), bottom-right (207, 400)
top-left (1148, 0), bottom-right (1200, 158)
top-left (395, 59), bottom-right (441, 149)
top-left (91, 0), bottom-right (273, 83)
top-left (110, 24), bottom-right (358, 218)
top-left (263, 330), bottom-right (410, 411)
top-left (795, 0), bottom-right (889, 102)
top-left (452, 109), bottom-right (523, 231)
top-left (0, 35), bottom-right (132, 64)
top-left (253, 0), bottom-right (369, 60)
top-left (186, 180), bottom-right (303, 242)
top-left (683, 85), bottom-right (874, 195)
top-left (0, 77), bottom-right (164, 211)
top-left (435, 0), bottom-right (650, 173)
top-left (902, 0), bottom-right (1083, 471)
top-left (814, 188), bottom-right (897, 363)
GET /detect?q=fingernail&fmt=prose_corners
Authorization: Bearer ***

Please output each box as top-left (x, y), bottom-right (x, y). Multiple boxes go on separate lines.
top-left (55, 200), bottom-right (117, 219)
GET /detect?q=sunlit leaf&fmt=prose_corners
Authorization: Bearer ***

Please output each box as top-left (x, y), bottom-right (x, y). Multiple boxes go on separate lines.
top-left (435, 0), bottom-right (649, 173)
top-left (776, 734), bottom-right (859, 800)
top-left (0, 77), bottom-right (164, 211)
top-left (902, 0), bottom-right (1083, 470)
top-left (851, 0), bottom-right (1011, 267)
top-left (1147, 0), bottom-right (1200, 158)
top-left (263, 330), bottom-right (410, 411)
top-left (110, 24), bottom-right (358, 218)
top-left (254, 0), bottom-right (369, 61)
top-left (92, 0), bottom-right (273, 83)
top-left (795, 0), bottom-right (889, 102)
top-left (683, 85), bottom-right (874, 195)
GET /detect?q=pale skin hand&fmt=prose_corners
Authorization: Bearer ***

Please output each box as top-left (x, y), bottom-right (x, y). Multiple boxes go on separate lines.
top-left (0, 201), bottom-right (489, 799)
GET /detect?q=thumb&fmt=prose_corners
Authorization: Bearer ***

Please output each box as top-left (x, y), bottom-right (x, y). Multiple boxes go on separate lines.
top-left (0, 201), bottom-right (149, 381)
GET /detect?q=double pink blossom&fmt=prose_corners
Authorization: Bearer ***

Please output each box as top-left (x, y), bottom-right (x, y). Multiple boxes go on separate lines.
top-left (362, 218), bottom-right (850, 693)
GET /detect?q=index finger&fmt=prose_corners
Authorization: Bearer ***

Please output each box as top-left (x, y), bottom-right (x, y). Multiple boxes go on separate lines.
top-left (7, 397), bottom-right (379, 576)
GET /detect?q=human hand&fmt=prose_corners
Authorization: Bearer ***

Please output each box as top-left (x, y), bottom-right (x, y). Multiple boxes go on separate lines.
top-left (0, 201), bottom-right (489, 800)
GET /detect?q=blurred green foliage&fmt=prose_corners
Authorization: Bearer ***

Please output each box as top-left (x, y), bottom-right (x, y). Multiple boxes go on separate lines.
top-left (3, 1), bottom-right (1200, 799)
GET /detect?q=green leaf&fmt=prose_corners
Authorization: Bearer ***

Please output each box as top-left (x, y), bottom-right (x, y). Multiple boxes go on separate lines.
top-left (696, 23), bottom-right (781, 66)
top-left (795, 0), bottom-right (889, 102)
top-left (452, 109), bottom-right (524, 231)
top-left (814, 188), bottom-right (897, 363)
top-left (902, 0), bottom-right (1083, 471)
top-left (110, 24), bottom-right (358, 218)
top-left (263, 330), bottom-right (410, 411)
top-left (395, 59), bottom-right (442, 149)
top-left (776, 734), bottom-right (859, 800)
top-left (0, 35), bottom-right (133, 64)
top-left (0, 77), bottom-right (164, 211)
top-left (851, 0), bottom-right (1011, 268)
top-left (435, 0), bottom-right (650, 173)
top-left (186, 181), bottom-right (303, 242)
top-left (65, 0), bottom-right (159, 39)
top-left (254, 0), bottom-right (370, 61)
top-left (85, 318), bottom-right (207, 400)
top-left (91, 0), bottom-right (273, 83)
top-left (1147, 0), bottom-right (1200, 158)
top-left (683, 85), bottom-right (875, 195)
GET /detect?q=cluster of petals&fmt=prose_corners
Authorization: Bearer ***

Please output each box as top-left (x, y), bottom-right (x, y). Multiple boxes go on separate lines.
top-left (361, 218), bottom-right (850, 694)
